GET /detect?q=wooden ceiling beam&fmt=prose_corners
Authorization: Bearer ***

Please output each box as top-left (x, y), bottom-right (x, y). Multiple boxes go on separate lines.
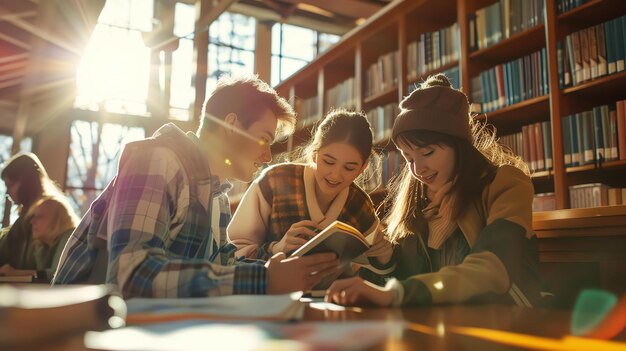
top-left (274, 0), bottom-right (383, 20)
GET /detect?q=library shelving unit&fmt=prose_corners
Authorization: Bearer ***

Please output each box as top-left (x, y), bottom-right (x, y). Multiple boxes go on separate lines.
top-left (275, 0), bottom-right (626, 211)
top-left (272, 0), bottom-right (626, 298)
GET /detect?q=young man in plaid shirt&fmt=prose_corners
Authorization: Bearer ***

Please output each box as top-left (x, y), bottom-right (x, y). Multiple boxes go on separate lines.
top-left (53, 76), bottom-right (339, 298)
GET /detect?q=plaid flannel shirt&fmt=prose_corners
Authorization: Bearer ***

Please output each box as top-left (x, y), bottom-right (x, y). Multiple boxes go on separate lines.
top-left (53, 124), bottom-right (267, 298)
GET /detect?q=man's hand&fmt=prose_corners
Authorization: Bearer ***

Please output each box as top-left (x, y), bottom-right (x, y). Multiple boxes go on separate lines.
top-left (266, 252), bottom-right (339, 294)
top-left (271, 220), bottom-right (322, 255)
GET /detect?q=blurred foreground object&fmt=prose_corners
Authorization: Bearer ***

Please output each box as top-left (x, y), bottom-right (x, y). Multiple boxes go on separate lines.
top-left (572, 289), bottom-right (626, 339)
top-left (0, 284), bottom-right (126, 348)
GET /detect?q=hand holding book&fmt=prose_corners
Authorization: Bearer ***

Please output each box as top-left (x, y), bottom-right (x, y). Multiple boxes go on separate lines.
top-left (271, 219), bottom-right (323, 255)
top-left (290, 220), bottom-right (372, 267)
top-left (364, 227), bottom-right (393, 266)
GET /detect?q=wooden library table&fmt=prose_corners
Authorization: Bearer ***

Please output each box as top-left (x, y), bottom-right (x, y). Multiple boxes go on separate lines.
top-left (20, 303), bottom-right (626, 351)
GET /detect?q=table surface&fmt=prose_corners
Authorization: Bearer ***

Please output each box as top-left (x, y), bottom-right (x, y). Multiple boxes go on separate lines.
top-left (16, 303), bottom-right (626, 351)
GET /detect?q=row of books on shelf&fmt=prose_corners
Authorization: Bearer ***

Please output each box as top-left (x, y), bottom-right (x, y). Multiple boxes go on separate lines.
top-left (569, 183), bottom-right (626, 209)
top-left (562, 100), bottom-right (626, 167)
top-left (533, 192), bottom-right (556, 211)
top-left (378, 149), bottom-right (405, 189)
top-left (295, 95), bottom-right (321, 127)
top-left (468, 0), bottom-right (545, 52)
top-left (557, 14), bottom-right (626, 88)
top-left (408, 66), bottom-right (461, 93)
top-left (325, 77), bottom-right (357, 112)
top-left (556, 0), bottom-right (587, 15)
top-left (533, 185), bottom-right (626, 211)
top-left (366, 103), bottom-right (399, 142)
top-left (364, 51), bottom-right (399, 98)
top-left (500, 121), bottom-right (554, 173)
top-left (471, 48), bottom-right (548, 113)
top-left (406, 23), bottom-right (460, 79)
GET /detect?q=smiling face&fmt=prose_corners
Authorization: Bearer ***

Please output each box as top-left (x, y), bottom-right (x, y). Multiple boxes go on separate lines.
top-left (313, 142), bottom-right (367, 199)
top-left (226, 108), bottom-right (278, 182)
top-left (397, 140), bottom-right (456, 195)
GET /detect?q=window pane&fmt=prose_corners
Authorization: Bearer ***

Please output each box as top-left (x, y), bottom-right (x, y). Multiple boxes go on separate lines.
top-left (206, 12), bottom-right (256, 93)
top-left (319, 33), bottom-right (340, 53)
top-left (66, 120), bottom-right (145, 214)
top-left (129, 0), bottom-right (153, 31)
top-left (271, 56), bottom-right (281, 87)
top-left (280, 57), bottom-right (308, 81)
top-left (271, 24), bottom-right (281, 55)
top-left (170, 38), bottom-right (194, 121)
top-left (75, 24), bottom-right (151, 115)
top-left (271, 23), bottom-right (341, 86)
top-left (281, 24), bottom-right (315, 61)
top-left (174, 3), bottom-right (195, 38)
top-left (99, 0), bottom-right (153, 32)
top-left (76, 0), bottom-right (152, 115)
top-left (66, 188), bottom-right (100, 218)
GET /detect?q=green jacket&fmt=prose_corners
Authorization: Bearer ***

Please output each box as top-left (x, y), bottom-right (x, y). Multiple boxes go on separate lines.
top-left (0, 215), bottom-right (37, 269)
top-left (33, 229), bottom-right (72, 281)
top-left (383, 165), bottom-right (541, 307)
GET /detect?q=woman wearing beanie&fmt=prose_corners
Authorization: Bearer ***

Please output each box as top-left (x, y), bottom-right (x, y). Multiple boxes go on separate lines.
top-left (326, 74), bottom-right (541, 307)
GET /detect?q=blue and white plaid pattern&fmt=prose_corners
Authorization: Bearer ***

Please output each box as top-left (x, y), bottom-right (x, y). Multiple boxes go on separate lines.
top-left (53, 127), bottom-right (267, 297)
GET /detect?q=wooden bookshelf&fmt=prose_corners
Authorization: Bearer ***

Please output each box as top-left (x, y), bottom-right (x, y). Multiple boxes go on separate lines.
top-left (469, 24), bottom-right (546, 71)
top-left (478, 95), bottom-right (550, 132)
top-left (363, 87), bottom-right (398, 109)
top-left (274, 0), bottom-right (626, 213)
top-left (556, 0), bottom-right (626, 39)
top-left (407, 60), bottom-right (459, 86)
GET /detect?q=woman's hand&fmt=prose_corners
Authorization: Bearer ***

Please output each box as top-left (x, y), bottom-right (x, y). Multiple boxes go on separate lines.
top-left (325, 277), bottom-right (394, 307)
top-left (271, 220), bottom-right (322, 255)
top-left (365, 228), bottom-right (393, 265)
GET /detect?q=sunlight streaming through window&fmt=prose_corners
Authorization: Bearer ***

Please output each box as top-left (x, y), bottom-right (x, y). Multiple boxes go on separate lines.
top-left (65, 120), bottom-right (145, 214)
top-left (74, 0), bottom-right (152, 116)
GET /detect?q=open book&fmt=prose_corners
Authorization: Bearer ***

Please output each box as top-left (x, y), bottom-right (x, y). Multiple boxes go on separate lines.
top-left (125, 292), bottom-right (304, 324)
top-left (290, 220), bottom-right (370, 267)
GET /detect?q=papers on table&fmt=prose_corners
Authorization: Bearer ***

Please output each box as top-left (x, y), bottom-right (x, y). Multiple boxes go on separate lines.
top-left (85, 320), bottom-right (405, 351)
top-left (126, 292), bottom-right (304, 324)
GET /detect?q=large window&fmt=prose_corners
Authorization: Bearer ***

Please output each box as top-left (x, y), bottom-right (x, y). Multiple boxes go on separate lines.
top-left (65, 121), bottom-right (145, 215)
top-left (74, 0), bottom-right (153, 116)
top-left (169, 9), bottom-right (257, 120)
top-left (271, 24), bottom-right (340, 86)
top-left (207, 12), bottom-right (256, 93)
top-left (169, 2), bottom-right (196, 121)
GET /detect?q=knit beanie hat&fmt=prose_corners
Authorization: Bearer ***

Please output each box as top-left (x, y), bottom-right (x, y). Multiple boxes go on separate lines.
top-left (392, 74), bottom-right (472, 144)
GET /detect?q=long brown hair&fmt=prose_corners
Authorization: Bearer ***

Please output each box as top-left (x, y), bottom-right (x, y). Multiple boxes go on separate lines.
top-left (1, 152), bottom-right (65, 214)
top-left (384, 76), bottom-right (529, 244)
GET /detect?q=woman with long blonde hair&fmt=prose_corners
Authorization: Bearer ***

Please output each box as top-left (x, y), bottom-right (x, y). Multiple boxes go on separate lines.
top-left (0, 152), bottom-right (66, 272)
